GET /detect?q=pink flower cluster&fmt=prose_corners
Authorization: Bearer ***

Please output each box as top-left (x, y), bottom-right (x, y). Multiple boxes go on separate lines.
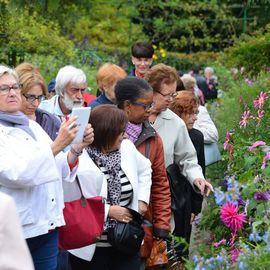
top-left (220, 203), bottom-right (247, 232)
top-left (253, 92), bottom-right (268, 109)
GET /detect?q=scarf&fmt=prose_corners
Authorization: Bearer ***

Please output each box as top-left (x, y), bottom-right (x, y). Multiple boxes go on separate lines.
top-left (0, 111), bottom-right (36, 140)
top-left (87, 146), bottom-right (122, 228)
top-left (125, 122), bottom-right (143, 144)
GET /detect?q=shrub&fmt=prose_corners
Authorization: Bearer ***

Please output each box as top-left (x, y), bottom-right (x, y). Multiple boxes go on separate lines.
top-left (220, 24), bottom-right (270, 77)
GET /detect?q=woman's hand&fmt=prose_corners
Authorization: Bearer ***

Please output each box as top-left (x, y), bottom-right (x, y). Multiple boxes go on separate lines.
top-left (51, 116), bottom-right (78, 156)
top-left (204, 180), bottom-right (214, 196)
top-left (138, 200), bottom-right (148, 216)
top-left (108, 205), bottom-right (133, 223)
top-left (193, 178), bottom-right (214, 196)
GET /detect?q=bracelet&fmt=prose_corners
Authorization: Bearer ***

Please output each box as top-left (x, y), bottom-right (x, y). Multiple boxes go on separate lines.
top-left (70, 147), bottom-right (83, 157)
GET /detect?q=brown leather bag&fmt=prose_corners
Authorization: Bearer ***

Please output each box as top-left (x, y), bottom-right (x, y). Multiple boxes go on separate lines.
top-left (146, 239), bottom-right (168, 267)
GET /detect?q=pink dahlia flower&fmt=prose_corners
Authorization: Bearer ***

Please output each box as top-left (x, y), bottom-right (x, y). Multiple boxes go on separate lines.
top-left (253, 92), bottom-right (268, 109)
top-left (248, 141), bottom-right (266, 151)
top-left (220, 203), bottom-right (247, 232)
top-left (261, 151), bottom-right (270, 169)
top-left (239, 110), bottom-right (250, 128)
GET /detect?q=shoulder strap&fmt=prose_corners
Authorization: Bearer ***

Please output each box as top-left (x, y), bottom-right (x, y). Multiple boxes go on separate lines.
top-left (75, 176), bottom-right (87, 207)
top-left (145, 140), bottom-right (150, 158)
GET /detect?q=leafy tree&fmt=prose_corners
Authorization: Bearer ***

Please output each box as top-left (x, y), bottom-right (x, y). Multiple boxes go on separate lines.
top-left (133, 0), bottom-right (239, 52)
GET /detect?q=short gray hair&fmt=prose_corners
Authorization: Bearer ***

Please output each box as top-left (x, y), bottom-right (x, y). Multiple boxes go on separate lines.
top-left (0, 65), bottom-right (19, 81)
top-left (204, 67), bottom-right (214, 75)
top-left (55, 65), bottom-right (87, 96)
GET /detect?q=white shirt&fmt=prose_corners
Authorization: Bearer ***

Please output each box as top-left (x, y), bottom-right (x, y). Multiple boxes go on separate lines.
top-left (0, 120), bottom-right (77, 239)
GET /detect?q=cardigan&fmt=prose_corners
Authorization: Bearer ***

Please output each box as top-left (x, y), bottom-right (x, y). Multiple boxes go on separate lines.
top-left (64, 139), bottom-right (152, 261)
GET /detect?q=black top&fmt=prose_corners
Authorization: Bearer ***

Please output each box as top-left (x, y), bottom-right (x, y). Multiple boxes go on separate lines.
top-left (188, 128), bottom-right (205, 176)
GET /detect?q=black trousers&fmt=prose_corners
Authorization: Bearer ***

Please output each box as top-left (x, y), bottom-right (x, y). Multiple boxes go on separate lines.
top-left (172, 209), bottom-right (192, 259)
top-left (69, 247), bottom-right (141, 270)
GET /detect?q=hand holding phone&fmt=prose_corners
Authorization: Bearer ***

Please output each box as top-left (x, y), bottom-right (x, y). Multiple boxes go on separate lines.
top-left (70, 107), bottom-right (91, 144)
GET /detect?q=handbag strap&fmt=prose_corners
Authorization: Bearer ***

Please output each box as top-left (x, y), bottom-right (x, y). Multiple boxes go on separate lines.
top-left (145, 140), bottom-right (150, 159)
top-left (76, 176), bottom-right (87, 207)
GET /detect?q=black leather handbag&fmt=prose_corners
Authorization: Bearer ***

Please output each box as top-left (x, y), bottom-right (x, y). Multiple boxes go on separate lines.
top-left (108, 208), bottom-right (145, 255)
top-left (166, 163), bottom-right (191, 213)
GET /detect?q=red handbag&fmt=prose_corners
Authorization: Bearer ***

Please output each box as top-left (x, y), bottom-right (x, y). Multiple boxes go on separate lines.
top-left (58, 178), bottom-right (104, 250)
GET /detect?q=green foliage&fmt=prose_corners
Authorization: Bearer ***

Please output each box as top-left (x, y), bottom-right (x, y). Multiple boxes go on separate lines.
top-left (212, 64), bottom-right (270, 141)
top-left (221, 24), bottom-right (270, 77)
top-left (134, 0), bottom-right (237, 52)
top-left (190, 69), bottom-right (270, 269)
top-left (27, 53), bottom-right (98, 92)
top-left (0, 8), bottom-right (75, 66)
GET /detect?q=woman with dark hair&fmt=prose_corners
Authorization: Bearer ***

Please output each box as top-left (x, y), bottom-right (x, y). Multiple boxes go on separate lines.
top-left (115, 76), bottom-right (171, 268)
top-left (69, 104), bottom-right (152, 270)
top-left (131, 42), bottom-right (154, 78)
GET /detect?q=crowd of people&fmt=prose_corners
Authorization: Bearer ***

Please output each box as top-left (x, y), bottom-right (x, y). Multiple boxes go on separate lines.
top-left (0, 41), bottom-right (219, 270)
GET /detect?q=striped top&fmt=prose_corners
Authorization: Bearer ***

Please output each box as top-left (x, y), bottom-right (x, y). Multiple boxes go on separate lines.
top-left (96, 164), bottom-right (133, 247)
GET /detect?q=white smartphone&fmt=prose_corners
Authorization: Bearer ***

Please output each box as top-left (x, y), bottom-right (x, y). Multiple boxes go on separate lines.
top-left (70, 107), bottom-right (91, 144)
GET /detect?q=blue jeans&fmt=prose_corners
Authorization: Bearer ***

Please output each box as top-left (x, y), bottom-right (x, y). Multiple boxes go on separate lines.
top-left (26, 230), bottom-right (59, 270)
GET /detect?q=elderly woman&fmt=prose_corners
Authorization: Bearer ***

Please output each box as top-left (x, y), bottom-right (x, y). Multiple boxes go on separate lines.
top-left (181, 73), bottom-right (205, 105)
top-left (144, 64), bottom-right (212, 195)
top-left (144, 65), bottom-right (213, 262)
top-left (90, 63), bottom-right (127, 109)
top-left (0, 65), bottom-right (93, 270)
top-left (15, 63), bottom-right (61, 140)
top-left (204, 67), bottom-right (218, 100)
top-left (68, 104), bottom-right (152, 270)
top-left (115, 77), bottom-right (171, 266)
top-left (170, 90), bottom-right (205, 209)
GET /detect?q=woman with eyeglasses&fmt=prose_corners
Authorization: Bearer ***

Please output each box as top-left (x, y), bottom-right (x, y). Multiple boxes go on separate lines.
top-left (16, 63), bottom-right (61, 140)
top-left (0, 65), bottom-right (94, 270)
top-left (115, 77), bottom-right (171, 268)
top-left (144, 64), bottom-right (213, 261)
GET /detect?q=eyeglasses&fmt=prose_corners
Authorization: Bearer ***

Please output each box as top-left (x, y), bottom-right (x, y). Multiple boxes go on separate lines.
top-left (156, 90), bottom-right (178, 99)
top-left (23, 94), bottom-right (45, 103)
top-left (0, 83), bottom-right (22, 95)
top-left (188, 111), bottom-right (199, 117)
top-left (131, 101), bottom-right (154, 110)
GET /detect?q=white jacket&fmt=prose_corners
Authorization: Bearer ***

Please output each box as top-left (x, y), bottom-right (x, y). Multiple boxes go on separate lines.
top-left (194, 105), bottom-right (218, 143)
top-left (64, 139), bottom-right (152, 261)
top-left (0, 120), bottom-right (77, 239)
